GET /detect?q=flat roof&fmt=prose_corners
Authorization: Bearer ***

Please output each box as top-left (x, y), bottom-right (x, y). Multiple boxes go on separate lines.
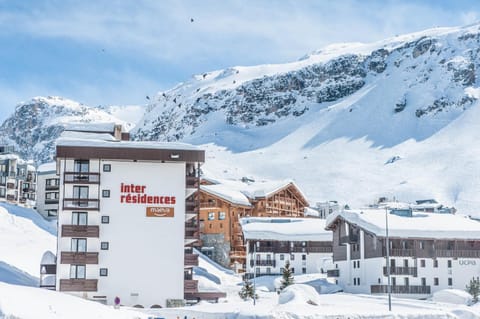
top-left (241, 217), bottom-right (332, 242)
top-left (326, 209), bottom-right (480, 240)
top-left (56, 138), bottom-right (205, 163)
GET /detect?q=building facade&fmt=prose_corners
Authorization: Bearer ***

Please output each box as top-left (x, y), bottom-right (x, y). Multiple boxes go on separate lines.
top-left (198, 179), bottom-right (309, 272)
top-left (55, 138), bottom-right (206, 307)
top-left (325, 208), bottom-right (480, 299)
top-left (36, 162), bottom-right (59, 219)
top-left (242, 218), bottom-right (333, 277)
top-left (0, 148), bottom-right (36, 206)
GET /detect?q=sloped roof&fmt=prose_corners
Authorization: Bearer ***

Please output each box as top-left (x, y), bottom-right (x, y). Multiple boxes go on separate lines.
top-left (200, 185), bottom-right (252, 207)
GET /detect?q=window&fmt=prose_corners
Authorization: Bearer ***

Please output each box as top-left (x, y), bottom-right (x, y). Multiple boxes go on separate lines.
top-left (392, 277), bottom-right (396, 286)
top-left (46, 209), bottom-right (58, 217)
top-left (100, 268), bottom-right (108, 276)
top-left (280, 254), bottom-right (284, 260)
top-left (219, 223), bottom-right (223, 228)
top-left (420, 259), bottom-right (425, 267)
top-left (255, 267), bottom-right (260, 275)
top-left (101, 242), bottom-right (109, 250)
top-left (354, 278), bottom-right (357, 285)
top-left (403, 259), bottom-right (408, 267)
top-left (353, 261), bottom-right (356, 269)
top-left (72, 212), bottom-right (88, 225)
top-left (434, 277), bottom-right (439, 286)
top-left (70, 265), bottom-right (86, 279)
top-left (101, 215), bottom-right (110, 224)
top-left (433, 259), bottom-right (438, 268)
top-left (73, 186), bottom-right (89, 199)
top-left (218, 212), bottom-right (226, 220)
top-left (208, 212), bottom-right (215, 220)
top-left (103, 164), bottom-right (111, 172)
top-left (71, 238), bottom-right (87, 252)
top-left (290, 254), bottom-right (295, 260)
top-left (102, 190), bottom-right (110, 198)
top-left (421, 278), bottom-right (426, 286)
top-left (357, 261), bottom-right (360, 268)
top-left (266, 267), bottom-right (271, 275)
top-left (448, 278), bottom-right (453, 286)
top-left (302, 254), bottom-right (306, 261)
top-left (209, 224), bottom-right (212, 229)
top-left (280, 268), bottom-right (284, 273)
top-left (74, 160), bottom-right (89, 173)
top-left (291, 267), bottom-right (295, 273)
top-left (302, 267), bottom-right (306, 274)
top-left (46, 192), bottom-right (59, 200)
top-left (447, 260), bottom-right (452, 268)
top-left (357, 277), bottom-right (360, 285)
top-left (419, 241), bottom-right (425, 249)
top-left (46, 178), bottom-right (59, 187)
top-left (404, 277), bottom-right (409, 286)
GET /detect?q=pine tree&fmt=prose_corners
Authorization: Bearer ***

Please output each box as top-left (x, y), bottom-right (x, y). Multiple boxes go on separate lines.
top-left (280, 260), bottom-right (294, 291)
top-left (239, 276), bottom-right (258, 301)
top-left (466, 276), bottom-right (480, 304)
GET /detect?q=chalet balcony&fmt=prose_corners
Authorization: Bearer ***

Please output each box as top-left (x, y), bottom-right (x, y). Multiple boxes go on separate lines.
top-left (371, 285), bottom-right (431, 295)
top-left (61, 225), bottom-right (100, 238)
top-left (385, 248), bottom-right (480, 259)
top-left (64, 172), bottom-right (100, 184)
top-left (59, 279), bottom-right (98, 292)
top-left (185, 221), bottom-right (199, 232)
top-left (184, 279), bottom-right (199, 293)
top-left (186, 176), bottom-right (199, 188)
top-left (184, 292), bottom-right (227, 302)
top-left (435, 249), bottom-right (480, 258)
top-left (185, 253), bottom-right (199, 267)
top-left (63, 198), bottom-right (99, 210)
top-left (6, 182), bottom-right (15, 189)
top-left (250, 259), bottom-right (276, 267)
top-left (327, 269), bottom-right (340, 277)
top-left (383, 266), bottom-right (418, 277)
top-left (60, 252), bottom-right (99, 264)
top-left (340, 234), bottom-right (359, 245)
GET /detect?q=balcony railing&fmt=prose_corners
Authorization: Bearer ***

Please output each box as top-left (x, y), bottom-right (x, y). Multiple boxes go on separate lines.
top-left (340, 234), bottom-right (359, 245)
top-left (63, 198), bottom-right (99, 210)
top-left (185, 253), bottom-right (199, 267)
top-left (6, 182), bottom-right (15, 189)
top-left (186, 176), bottom-right (198, 188)
top-left (60, 252), bottom-right (99, 264)
top-left (327, 269), bottom-right (340, 277)
top-left (250, 259), bottom-right (276, 267)
top-left (45, 198), bottom-right (59, 205)
top-left (386, 248), bottom-right (480, 259)
top-left (45, 185), bottom-right (59, 191)
top-left (64, 172), bottom-right (100, 184)
top-left (371, 285), bottom-right (431, 295)
top-left (61, 225), bottom-right (100, 237)
top-left (59, 279), bottom-right (98, 292)
top-left (383, 266), bottom-right (417, 277)
top-left (184, 279), bottom-right (199, 293)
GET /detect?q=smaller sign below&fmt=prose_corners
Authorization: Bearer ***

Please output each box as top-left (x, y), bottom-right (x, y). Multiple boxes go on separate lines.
top-left (146, 207), bottom-right (175, 217)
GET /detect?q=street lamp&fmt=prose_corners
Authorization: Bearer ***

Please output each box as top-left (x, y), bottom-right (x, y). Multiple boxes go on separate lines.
top-left (385, 206), bottom-right (392, 311)
top-left (252, 241), bottom-right (258, 306)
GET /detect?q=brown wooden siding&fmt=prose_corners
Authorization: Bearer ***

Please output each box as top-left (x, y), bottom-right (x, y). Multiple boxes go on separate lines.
top-left (364, 232), bottom-right (384, 259)
top-left (60, 252), bottom-right (99, 264)
top-left (59, 279), bottom-right (98, 292)
top-left (184, 279), bottom-right (199, 293)
top-left (184, 253), bottom-right (199, 267)
top-left (61, 225), bottom-right (100, 238)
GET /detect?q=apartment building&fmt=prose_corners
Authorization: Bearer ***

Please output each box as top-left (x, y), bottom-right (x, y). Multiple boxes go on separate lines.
top-left (199, 178), bottom-right (309, 272)
top-left (325, 208), bottom-right (480, 299)
top-left (36, 162), bottom-right (59, 219)
top-left (54, 137), bottom-right (207, 307)
top-left (242, 217), bottom-right (333, 277)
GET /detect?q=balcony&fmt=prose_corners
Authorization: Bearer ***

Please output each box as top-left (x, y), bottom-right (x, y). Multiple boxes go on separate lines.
top-left (340, 234), bottom-right (359, 245)
top-left (61, 225), bottom-right (100, 237)
top-left (186, 176), bottom-right (199, 188)
top-left (45, 198), bottom-right (59, 205)
top-left (250, 259), bottom-right (276, 267)
top-left (63, 198), bottom-right (99, 210)
top-left (184, 279), bottom-right (199, 293)
top-left (185, 253), bottom-right (199, 267)
top-left (45, 184), bottom-right (59, 191)
top-left (327, 269), bottom-right (340, 277)
top-left (6, 182), bottom-right (15, 189)
top-left (435, 249), bottom-right (480, 258)
top-left (59, 279), bottom-right (98, 292)
top-left (64, 172), bottom-right (100, 184)
top-left (60, 252), bottom-right (99, 264)
top-left (371, 285), bottom-right (431, 295)
top-left (383, 266), bottom-right (417, 277)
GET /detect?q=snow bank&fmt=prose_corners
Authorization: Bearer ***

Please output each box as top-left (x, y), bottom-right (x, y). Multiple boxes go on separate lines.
top-left (278, 284), bottom-right (321, 306)
top-left (432, 289), bottom-right (474, 305)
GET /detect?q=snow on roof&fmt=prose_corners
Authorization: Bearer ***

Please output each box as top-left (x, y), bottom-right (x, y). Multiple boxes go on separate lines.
top-left (40, 251), bottom-right (56, 265)
top-left (60, 130), bottom-right (118, 141)
top-left (37, 162), bottom-right (56, 173)
top-left (56, 137), bottom-right (202, 151)
top-left (326, 209), bottom-right (480, 240)
top-left (64, 122), bottom-right (116, 133)
top-left (200, 185), bottom-right (251, 207)
top-left (241, 217), bottom-right (331, 242)
top-left (0, 153), bottom-right (20, 161)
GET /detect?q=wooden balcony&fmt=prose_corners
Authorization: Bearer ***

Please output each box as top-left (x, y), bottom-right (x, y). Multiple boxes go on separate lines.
top-left (340, 234), bottom-right (359, 245)
top-left (327, 269), bottom-right (340, 277)
top-left (61, 225), bottom-right (99, 238)
top-left (185, 253), bottom-right (199, 267)
top-left (6, 182), bottom-right (15, 189)
top-left (383, 266), bottom-right (417, 277)
top-left (186, 176), bottom-right (199, 188)
top-left (184, 279), bottom-right (199, 293)
top-left (60, 252), bottom-right (99, 264)
top-left (59, 279), bottom-right (98, 292)
top-left (64, 172), bottom-right (100, 184)
top-left (250, 259), bottom-right (276, 267)
top-left (386, 248), bottom-right (480, 259)
top-left (184, 292), bottom-right (226, 302)
top-left (371, 285), bottom-right (431, 295)
top-left (63, 198), bottom-right (99, 210)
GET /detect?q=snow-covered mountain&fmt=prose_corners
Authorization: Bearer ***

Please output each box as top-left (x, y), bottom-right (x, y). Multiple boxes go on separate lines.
top-left (0, 96), bottom-right (143, 163)
top-left (1, 24), bottom-right (480, 214)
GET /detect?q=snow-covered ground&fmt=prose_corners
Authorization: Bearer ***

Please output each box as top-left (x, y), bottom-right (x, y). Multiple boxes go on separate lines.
top-left (0, 203), bottom-right (479, 318)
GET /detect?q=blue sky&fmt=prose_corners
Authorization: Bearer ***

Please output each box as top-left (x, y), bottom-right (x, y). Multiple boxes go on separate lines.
top-left (0, 0), bottom-right (479, 121)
